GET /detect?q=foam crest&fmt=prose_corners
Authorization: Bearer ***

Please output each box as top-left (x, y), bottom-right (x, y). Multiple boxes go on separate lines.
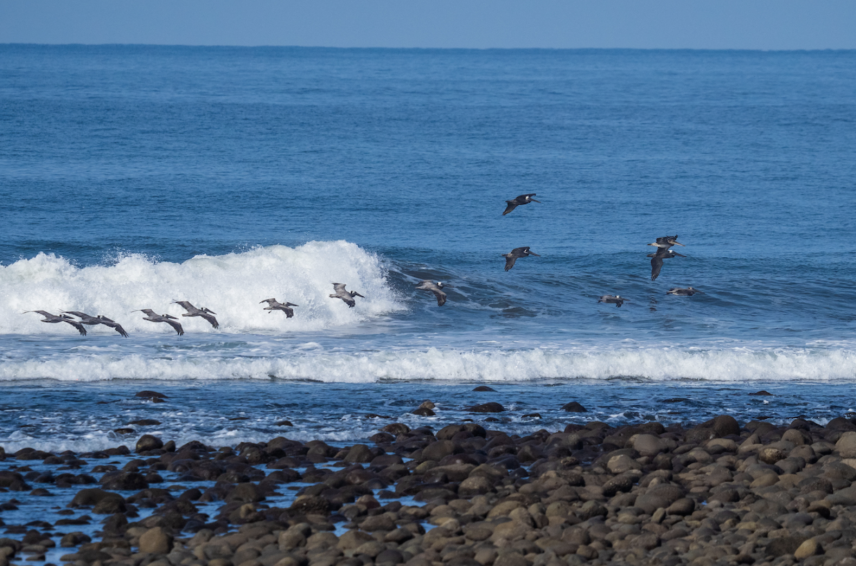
top-left (0, 242), bottom-right (404, 335)
top-left (0, 346), bottom-right (854, 382)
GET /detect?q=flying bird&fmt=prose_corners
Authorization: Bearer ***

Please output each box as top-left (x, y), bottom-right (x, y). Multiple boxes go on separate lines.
top-left (260, 298), bottom-right (298, 318)
top-left (23, 311), bottom-right (87, 335)
top-left (173, 301), bottom-right (219, 329)
top-left (648, 248), bottom-right (685, 281)
top-left (63, 311), bottom-right (129, 337)
top-left (330, 283), bottom-right (364, 308)
top-left (415, 280), bottom-right (447, 306)
top-left (503, 193), bottom-right (540, 216)
top-left (133, 309), bottom-right (184, 336)
top-left (667, 287), bottom-right (704, 296)
top-left (648, 235), bottom-right (684, 249)
top-left (598, 295), bottom-right (627, 308)
top-left (502, 247), bottom-right (540, 271)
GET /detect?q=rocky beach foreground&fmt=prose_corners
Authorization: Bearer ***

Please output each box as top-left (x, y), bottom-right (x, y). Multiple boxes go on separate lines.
top-left (4, 405), bottom-right (856, 566)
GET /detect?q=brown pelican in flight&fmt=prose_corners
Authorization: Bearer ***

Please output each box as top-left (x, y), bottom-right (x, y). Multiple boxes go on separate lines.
top-left (667, 287), bottom-right (704, 296)
top-left (133, 309), bottom-right (184, 336)
top-left (648, 235), bottom-right (684, 249)
top-left (173, 301), bottom-right (219, 329)
top-left (598, 295), bottom-right (627, 308)
top-left (63, 311), bottom-right (129, 337)
top-left (260, 298), bottom-right (298, 318)
top-left (648, 248), bottom-right (685, 281)
top-left (330, 283), bottom-right (364, 308)
top-left (503, 193), bottom-right (540, 216)
top-left (416, 280), bottom-right (447, 306)
top-left (24, 311), bottom-right (87, 335)
top-left (502, 247), bottom-right (540, 271)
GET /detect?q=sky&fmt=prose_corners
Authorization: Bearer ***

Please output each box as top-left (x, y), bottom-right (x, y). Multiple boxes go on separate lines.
top-left (1, 0), bottom-right (855, 50)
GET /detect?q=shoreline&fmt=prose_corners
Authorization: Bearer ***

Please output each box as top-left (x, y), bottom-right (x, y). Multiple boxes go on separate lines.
top-left (3, 413), bottom-right (856, 566)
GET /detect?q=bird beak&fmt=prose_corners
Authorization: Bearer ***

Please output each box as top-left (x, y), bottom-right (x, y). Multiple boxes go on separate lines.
top-left (673, 252), bottom-right (686, 257)
top-left (673, 242), bottom-right (685, 246)
top-left (530, 199), bottom-right (541, 203)
top-left (529, 252), bottom-right (541, 256)
top-left (355, 292), bottom-right (365, 298)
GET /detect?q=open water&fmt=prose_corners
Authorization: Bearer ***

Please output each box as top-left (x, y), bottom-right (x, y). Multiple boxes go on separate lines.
top-left (1, 45), bottom-right (855, 450)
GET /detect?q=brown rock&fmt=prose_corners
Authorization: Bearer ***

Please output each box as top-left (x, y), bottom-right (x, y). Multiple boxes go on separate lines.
top-left (138, 527), bottom-right (173, 554)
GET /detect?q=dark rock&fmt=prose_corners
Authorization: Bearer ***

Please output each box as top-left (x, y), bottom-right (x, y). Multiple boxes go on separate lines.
top-left (59, 532), bottom-right (91, 547)
top-left (229, 483), bottom-right (264, 503)
top-left (412, 407), bottom-right (435, 416)
top-left (113, 428), bottom-right (135, 435)
top-left (138, 526), bottom-right (173, 554)
top-left (276, 420), bottom-right (293, 426)
top-left (382, 423), bottom-right (410, 435)
top-left (135, 435), bottom-right (164, 453)
top-left (472, 386), bottom-right (496, 392)
top-left (467, 402), bottom-right (505, 413)
top-left (290, 496), bottom-right (330, 515)
top-left (561, 402), bottom-right (587, 413)
top-left (100, 472), bottom-right (149, 491)
top-left (749, 391), bottom-right (774, 396)
top-left (344, 445), bottom-right (374, 463)
top-left (135, 390), bottom-right (168, 399)
top-left (422, 440), bottom-right (455, 462)
top-left (635, 485), bottom-right (685, 514)
top-left (128, 419), bottom-right (161, 426)
top-left (766, 535), bottom-right (808, 557)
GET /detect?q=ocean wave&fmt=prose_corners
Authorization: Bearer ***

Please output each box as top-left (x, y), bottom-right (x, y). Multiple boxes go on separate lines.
top-left (0, 242), bottom-right (404, 335)
top-left (1, 346), bottom-right (854, 382)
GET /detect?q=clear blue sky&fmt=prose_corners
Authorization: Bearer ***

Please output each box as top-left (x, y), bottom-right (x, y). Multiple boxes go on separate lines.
top-left (1, 0), bottom-right (854, 50)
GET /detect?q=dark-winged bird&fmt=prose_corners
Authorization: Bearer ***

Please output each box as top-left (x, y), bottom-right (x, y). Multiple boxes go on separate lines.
top-left (24, 311), bottom-right (87, 335)
top-left (260, 298), bottom-right (298, 318)
top-left (502, 247), bottom-right (540, 271)
top-left (416, 280), bottom-right (447, 306)
top-left (173, 301), bottom-right (219, 329)
top-left (64, 311), bottom-right (129, 337)
top-left (667, 287), bottom-right (704, 296)
top-left (502, 194), bottom-right (540, 216)
top-left (330, 283), bottom-right (364, 308)
top-left (134, 309), bottom-right (184, 336)
top-left (598, 295), bottom-right (627, 308)
top-left (648, 248), bottom-right (685, 281)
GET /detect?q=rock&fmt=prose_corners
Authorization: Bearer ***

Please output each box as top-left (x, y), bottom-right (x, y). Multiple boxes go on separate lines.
top-left (290, 496), bottom-right (330, 515)
top-left (793, 539), bottom-right (821, 560)
top-left (494, 554), bottom-right (529, 566)
top-left (229, 483), bottom-right (264, 503)
top-left (359, 514), bottom-right (396, 532)
top-left (635, 485), bottom-right (685, 514)
top-left (343, 444), bottom-right (374, 463)
top-left (766, 535), bottom-right (808, 557)
top-left (382, 423), bottom-right (410, 435)
top-left (607, 454), bottom-right (640, 474)
top-left (666, 498), bottom-right (695, 516)
top-left (278, 530), bottom-right (306, 551)
top-left (135, 390), bottom-right (168, 400)
top-left (759, 446), bottom-right (788, 464)
top-left (275, 420), bottom-right (293, 426)
top-left (69, 488), bottom-right (125, 509)
top-left (749, 390), bottom-right (773, 396)
top-left (135, 434), bottom-right (164, 453)
top-left (710, 415), bottom-right (740, 437)
top-left (128, 419), bottom-right (161, 426)
top-left (138, 526), bottom-right (173, 554)
top-left (632, 434), bottom-right (666, 457)
top-left (412, 407), bottom-right (435, 416)
top-left (473, 386), bottom-right (496, 392)
top-left (101, 471), bottom-right (148, 491)
top-left (338, 529), bottom-right (374, 550)
top-left (468, 402), bottom-right (505, 413)
top-left (59, 532), bottom-right (91, 547)
top-left (835, 431), bottom-right (856, 458)
top-left (376, 549), bottom-right (404, 564)
top-left (422, 440), bottom-right (455, 461)
top-left (561, 402), bottom-right (587, 413)
top-left (113, 428), bottom-right (135, 435)
top-left (578, 501), bottom-right (607, 520)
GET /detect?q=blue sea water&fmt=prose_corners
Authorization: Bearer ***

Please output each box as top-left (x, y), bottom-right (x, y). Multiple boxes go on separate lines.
top-left (1, 45), bottom-right (855, 449)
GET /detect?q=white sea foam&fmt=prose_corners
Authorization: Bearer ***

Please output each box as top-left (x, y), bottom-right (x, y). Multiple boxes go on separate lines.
top-left (0, 242), bottom-right (404, 335)
top-left (0, 346), bottom-right (854, 382)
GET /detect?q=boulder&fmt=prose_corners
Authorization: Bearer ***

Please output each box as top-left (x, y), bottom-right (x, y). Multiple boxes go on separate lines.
top-left (135, 435), bottom-right (163, 453)
top-left (561, 402), bottom-right (587, 413)
top-left (635, 485), bottom-right (685, 514)
top-left (467, 402), bottom-right (505, 413)
top-left (138, 527), bottom-right (173, 554)
top-left (632, 434), bottom-right (666, 457)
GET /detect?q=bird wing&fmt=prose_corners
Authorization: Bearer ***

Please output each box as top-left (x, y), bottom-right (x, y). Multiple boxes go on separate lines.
top-left (200, 312), bottom-right (219, 329)
top-left (284, 307), bottom-right (294, 318)
top-left (164, 319), bottom-right (184, 336)
top-left (342, 296), bottom-right (355, 308)
top-left (163, 314), bottom-right (179, 320)
top-left (173, 301), bottom-right (194, 312)
top-left (333, 283), bottom-right (347, 293)
top-left (502, 202), bottom-right (518, 216)
top-left (432, 289), bottom-right (447, 306)
top-left (64, 311), bottom-right (89, 319)
top-left (112, 323), bottom-right (129, 337)
top-left (521, 193), bottom-right (537, 198)
top-left (260, 299), bottom-right (276, 305)
top-left (504, 256), bottom-right (517, 271)
top-left (651, 257), bottom-right (663, 281)
top-left (511, 247), bottom-right (528, 254)
top-left (63, 319), bottom-right (87, 336)
top-left (352, 292), bottom-right (365, 298)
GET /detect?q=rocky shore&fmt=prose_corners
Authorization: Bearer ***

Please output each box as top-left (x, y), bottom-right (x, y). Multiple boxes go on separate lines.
top-left (4, 409), bottom-right (856, 566)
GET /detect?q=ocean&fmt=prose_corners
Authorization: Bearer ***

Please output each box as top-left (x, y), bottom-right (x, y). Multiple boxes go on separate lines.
top-left (1, 45), bottom-right (855, 451)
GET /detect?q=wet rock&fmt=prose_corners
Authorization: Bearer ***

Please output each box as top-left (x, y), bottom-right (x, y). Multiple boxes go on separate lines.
top-left (835, 431), bottom-right (856, 457)
top-left (749, 390), bottom-right (774, 396)
top-left (344, 444), bottom-right (374, 463)
top-left (468, 402), bottom-right (505, 413)
top-left (276, 420), bottom-right (293, 426)
top-left (128, 419), bottom-right (161, 426)
top-left (69, 488), bottom-right (125, 511)
top-left (635, 485), bottom-right (685, 514)
top-left (290, 495), bottom-right (330, 515)
top-left (578, 501), bottom-right (607, 520)
top-left (561, 402), bottom-right (587, 413)
top-left (422, 440), bottom-right (455, 461)
top-left (473, 386), bottom-right (496, 392)
top-left (632, 434), bottom-right (667, 457)
top-left (59, 532), bottom-right (90, 547)
top-left (413, 401), bottom-right (436, 417)
top-left (139, 526), bottom-right (173, 554)
top-left (101, 471), bottom-right (149, 491)
top-left (136, 434), bottom-right (164, 453)
top-left (135, 390), bottom-right (168, 400)
top-left (113, 428), bottom-right (135, 435)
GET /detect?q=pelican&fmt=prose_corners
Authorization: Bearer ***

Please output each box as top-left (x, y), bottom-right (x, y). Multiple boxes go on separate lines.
top-left (648, 235), bottom-right (684, 249)
top-left (415, 281), bottom-right (447, 306)
top-left (502, 247), bottom-right (540, 271)
top-left (648, 248), bottom-right (685, 281)
top-left (173, 301), bottom-right (219, 329)
top-left (503, 193), bottom-right (540, 216)
top-left (63, 311), bottom-right (129, 337)
top-left (330, 283), bottom-right (364, 308)
top-left (23, 311), bottom-right (86, 335)
top-left (598, 295), bottom-right (627, 308)
top-left (260, 298), bottom-right (298, 318)
top-left (133, 309), bottom-right (184, 336)
top-left (667, 287), bottom-right (704, 296)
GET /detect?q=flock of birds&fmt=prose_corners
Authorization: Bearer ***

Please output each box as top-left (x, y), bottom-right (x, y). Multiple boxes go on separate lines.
top-left (23, 193), bottom-right (702, 336)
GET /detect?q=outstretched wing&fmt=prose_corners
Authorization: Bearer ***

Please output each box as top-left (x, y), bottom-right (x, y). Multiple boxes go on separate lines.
top-left (165, 319), bottom-right (184, 336)
top-left (283, 307), bottom-right (294, 318)
top-left (173, 301), bottom-right (194, 312)
top-left (504, 256), bottom-right (517, 271)
top-left (64, 319), bottom-right (87, 336)
top-left (200, 312), bottom-right (219, 329)
top-left (502, 202), bottom-right (518, 216)
top-left (260, 298), bottom-right (276, 305)
top-left (432, 289), bottom-right (447, 306)
top-left (651, 257), bottom-right (663, 281)
top-left (333, 283), bottom-right (347, 293)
